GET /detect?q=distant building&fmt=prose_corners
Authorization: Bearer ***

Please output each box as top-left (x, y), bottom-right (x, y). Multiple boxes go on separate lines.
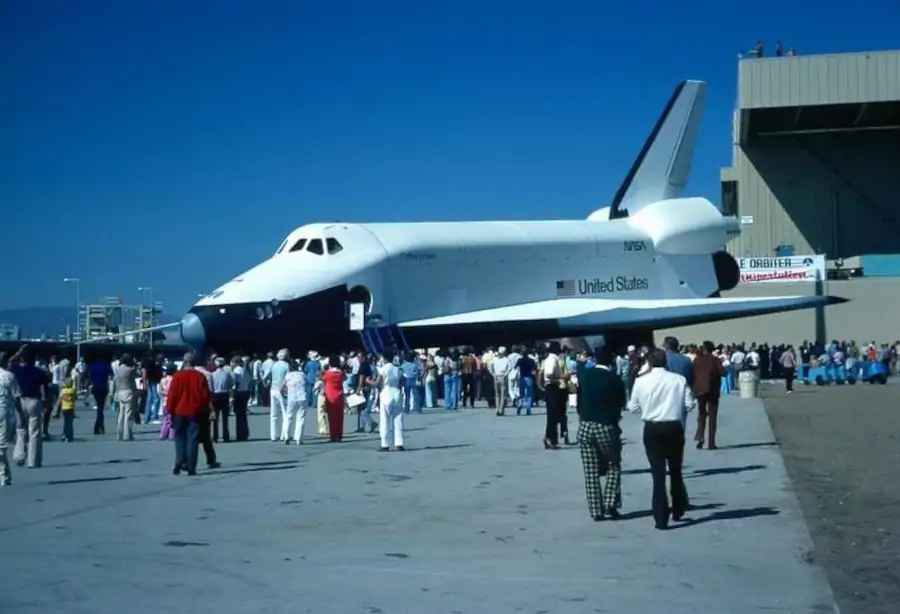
top-left (0, 323), bottom-right (21, 341)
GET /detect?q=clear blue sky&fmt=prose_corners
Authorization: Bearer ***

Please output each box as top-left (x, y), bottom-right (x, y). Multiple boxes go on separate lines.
top-left (3, 0), bottom-right (897, 313)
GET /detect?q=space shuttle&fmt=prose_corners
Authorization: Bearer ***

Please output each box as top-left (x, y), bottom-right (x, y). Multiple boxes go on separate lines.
top-left (172, 80), bottom-right (842, 355)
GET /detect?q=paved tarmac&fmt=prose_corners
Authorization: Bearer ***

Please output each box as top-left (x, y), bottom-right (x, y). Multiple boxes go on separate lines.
top-left (763, 381), bottom-right (900, 614)
top-left (1, 397), bottom-right (837, 614)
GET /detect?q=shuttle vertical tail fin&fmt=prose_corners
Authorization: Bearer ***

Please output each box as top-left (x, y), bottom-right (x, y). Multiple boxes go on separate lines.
top-left (587, 80), bottom-right (707, 221)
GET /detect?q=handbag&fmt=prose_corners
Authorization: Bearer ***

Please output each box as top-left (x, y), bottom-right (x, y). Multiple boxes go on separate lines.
top-left (346, 392), bottom-right (366, 408)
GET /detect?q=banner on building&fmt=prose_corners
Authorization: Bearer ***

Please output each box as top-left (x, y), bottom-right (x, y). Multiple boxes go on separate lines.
top-left (738, 255), bottom-right (826, 284)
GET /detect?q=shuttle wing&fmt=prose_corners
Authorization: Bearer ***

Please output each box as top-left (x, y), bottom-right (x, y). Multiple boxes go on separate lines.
top-left (399, 295), bottom-right (845, 334)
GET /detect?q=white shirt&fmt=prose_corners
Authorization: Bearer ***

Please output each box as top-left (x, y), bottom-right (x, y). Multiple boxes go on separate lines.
top-left (50, 361), bottom-right (66, 385)
top-left (347, 355), bottom-right (360, 375)
top-left (541, 354), bottom-right (560, 378)
top-left (628, 367), bottom-right (695, 423)
top-left (0, 366), bottom-right (21, 420)
top-left (730, 350), bottom-right (746, 366)
top-left (745, 351), bottom-right (760, 368)
top-left (490, 356), bottom-right (511, 378)
top-left (379, 363), bottom-right (401, 389)
top-left (284, 371), bottom-right (307, 403)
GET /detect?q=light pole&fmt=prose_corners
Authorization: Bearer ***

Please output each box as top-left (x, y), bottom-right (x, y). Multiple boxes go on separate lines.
top-left (137, 286), bottom-right (154, 350)
top-left (63, 277), bottom-right (81, 363)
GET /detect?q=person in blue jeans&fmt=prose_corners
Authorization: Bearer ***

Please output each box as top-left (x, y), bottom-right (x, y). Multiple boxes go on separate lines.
top-left (443, 350), bottom-right (461, 410)
top-left (304, 354), bottom-right (321, 408)
top-left (141, 357), bottom-right (163, 423)
top-left (401, 353), bottom-right (422, 413)
top-left (516, 351), bottom-right (537, 415)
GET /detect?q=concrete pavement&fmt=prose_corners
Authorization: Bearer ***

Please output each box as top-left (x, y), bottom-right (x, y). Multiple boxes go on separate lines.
top-left (0, 396), bottom-right (837, 613)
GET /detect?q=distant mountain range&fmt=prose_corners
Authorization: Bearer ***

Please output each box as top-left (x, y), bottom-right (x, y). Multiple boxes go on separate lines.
top-left (0, 306), bottom-right (180, 339)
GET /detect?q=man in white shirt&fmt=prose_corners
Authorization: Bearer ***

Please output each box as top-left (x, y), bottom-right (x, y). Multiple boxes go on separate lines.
top-left (251, 357), bottom-right (262, 405)
top-left (506, 347), bottom-right (522, 408)
top-left (730, 347), bottom-right (746, 372)
top-left (628, 348), bottom-right (695, 530)
top-left (489, 347), bottom-right (512, 416)
top-left (745, 347), bottom-right (760, 371)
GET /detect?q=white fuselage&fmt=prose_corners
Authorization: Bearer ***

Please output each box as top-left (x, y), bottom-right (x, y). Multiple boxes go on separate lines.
top-left (197, 197), bottom-right (737, 327)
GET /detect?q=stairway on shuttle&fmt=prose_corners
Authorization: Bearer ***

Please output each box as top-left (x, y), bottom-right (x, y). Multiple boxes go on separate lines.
top-left (358, 325), bottom-right (410, 356)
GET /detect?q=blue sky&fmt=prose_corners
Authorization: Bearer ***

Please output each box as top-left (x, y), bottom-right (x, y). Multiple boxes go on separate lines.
top-left (3, 0), bottom-right (898, 313)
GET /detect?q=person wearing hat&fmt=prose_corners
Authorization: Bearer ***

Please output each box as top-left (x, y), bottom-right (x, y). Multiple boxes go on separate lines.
top-left (489, 347), bottom-right (512, 416)
top-left (268, 349), bottom-right (291, 441)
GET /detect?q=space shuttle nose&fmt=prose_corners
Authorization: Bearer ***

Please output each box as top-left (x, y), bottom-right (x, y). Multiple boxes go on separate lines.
top-left (180, 312), bottom-right (206, 348)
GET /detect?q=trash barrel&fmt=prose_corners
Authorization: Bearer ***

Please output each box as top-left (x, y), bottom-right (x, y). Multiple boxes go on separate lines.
top-left (738, 370), bottom-right (760, 399)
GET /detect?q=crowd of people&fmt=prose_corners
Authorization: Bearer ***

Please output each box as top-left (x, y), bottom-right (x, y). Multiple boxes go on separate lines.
top-left (1, 338), bottom-right (897, 527)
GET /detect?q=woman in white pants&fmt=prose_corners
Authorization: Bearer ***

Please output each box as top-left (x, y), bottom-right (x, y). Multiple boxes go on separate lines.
top-left (268, 349), bottom-right (291, 441)
top-left (281, 361), bottom-right (307, 444)
top-left (371, 348), bottom-right (404, 451)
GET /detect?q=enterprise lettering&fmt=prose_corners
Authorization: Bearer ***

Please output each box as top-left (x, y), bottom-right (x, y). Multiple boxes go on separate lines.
top-left (579, 275), bottom-right (650, 295)
top-left (399, 251), bottom-right (436, 262)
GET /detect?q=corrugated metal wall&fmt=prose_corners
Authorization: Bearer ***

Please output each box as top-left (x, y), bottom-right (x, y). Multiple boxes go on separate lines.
top-left (727, 130), bottom-right (900, 258)
top-left (739, 51), bottom-right (900, 108)
top-left (656, 278), bottom-right (900, 345)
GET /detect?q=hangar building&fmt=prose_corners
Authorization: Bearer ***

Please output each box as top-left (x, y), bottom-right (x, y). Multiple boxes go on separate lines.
top-left (661, 49), bottom-right (900, 344)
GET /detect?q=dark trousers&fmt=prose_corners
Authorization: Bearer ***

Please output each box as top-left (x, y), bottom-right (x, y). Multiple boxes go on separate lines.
top-left (172, 414), bottom-right (200, 473)
top-left (197, 412), bottom-right (217, 466)
top-left (695, 394), bottom-right (719, 447)
top-left (212, 393), bottom-right (231, 442)
top-left (482, 372), bottom-right (495, 407)
top-left (785, 371), bottom-right (795, 392)
top-left (233, 391), bottom-right (250, 441)
top-left (62, 411), bottom-right (75, 441)
top-left (544, 387), bottom-right (568, 445)
top-left (461, 374), bottom-right (475, 407)
top-left (43, 384), bottom-right (57, 436)
top-left (92, 390), bottom-right (108, 434)
top-left (643, 420), bottom-right (688, 527)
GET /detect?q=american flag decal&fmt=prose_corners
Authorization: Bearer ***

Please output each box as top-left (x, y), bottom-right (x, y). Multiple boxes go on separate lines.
top-left (556, 279), bottom-right (576, 297)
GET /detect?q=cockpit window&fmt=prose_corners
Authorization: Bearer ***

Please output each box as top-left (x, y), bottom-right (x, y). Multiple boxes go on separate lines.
top-left (289, 238), bottom-right (308, 253)
top-left (306, 238), bottom-right (324, 255)
top-left (275, 239), bottom-right (289, 255)
top-left (326, 237), bottom-right (343, 255)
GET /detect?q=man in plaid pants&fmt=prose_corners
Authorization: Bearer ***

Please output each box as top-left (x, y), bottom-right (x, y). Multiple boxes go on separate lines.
top-left (576, 347), bottom-right (627, 521)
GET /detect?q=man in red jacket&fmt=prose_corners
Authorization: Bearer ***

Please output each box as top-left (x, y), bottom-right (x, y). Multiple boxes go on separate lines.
top-left (167, 353), bottom-right (212, 475)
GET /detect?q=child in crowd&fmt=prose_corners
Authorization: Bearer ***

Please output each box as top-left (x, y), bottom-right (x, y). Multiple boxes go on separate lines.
top-left (158, 364), bottom-right (175, 440)
top-left (54, 377), bottom-right (77, 442)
